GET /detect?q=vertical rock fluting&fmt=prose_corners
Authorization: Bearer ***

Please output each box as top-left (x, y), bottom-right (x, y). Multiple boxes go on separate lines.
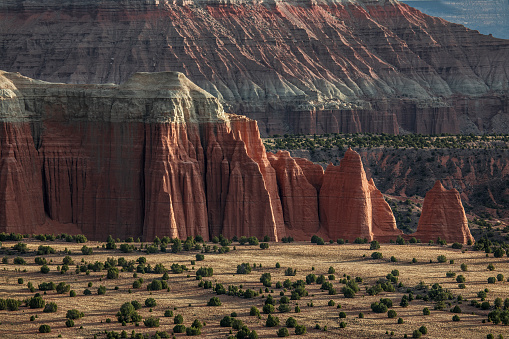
top-left (204, 119), bottom-right (285, 241)
top-left (319, 148), bottom-right (402, 242)
top-left (0, 122), bottom-right (45, 233)
top-left (143, 123), bottom-right (208, 241)
top-left (0, 70), bottom-right (474, 243)
top-left (413, 180), bottom-right (474, 244)
top-left (267, 151), bottom-right (320, 238)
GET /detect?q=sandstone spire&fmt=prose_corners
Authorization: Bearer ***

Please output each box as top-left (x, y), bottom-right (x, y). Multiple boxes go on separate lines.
top-left (414, 180), bottom-right (474, 244)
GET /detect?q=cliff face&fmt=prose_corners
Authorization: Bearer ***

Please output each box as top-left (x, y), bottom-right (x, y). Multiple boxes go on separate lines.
top-left (0, 0), bottom-right (508, 135)
top-left (0, 71), bottom-right (287, 240)
top-left (0, 70), bottom-right (472, 243)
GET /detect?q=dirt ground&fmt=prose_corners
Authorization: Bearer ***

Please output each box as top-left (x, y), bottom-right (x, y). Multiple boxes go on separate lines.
top-left (0, 239), bottom-right (508, 338)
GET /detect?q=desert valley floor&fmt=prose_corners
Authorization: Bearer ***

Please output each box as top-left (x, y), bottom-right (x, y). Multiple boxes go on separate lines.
top-left (1, 237), bottom-right (508, 338)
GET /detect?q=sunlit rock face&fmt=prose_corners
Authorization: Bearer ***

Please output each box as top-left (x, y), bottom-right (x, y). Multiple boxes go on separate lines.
top-left (414, 180), bottom-right (475, 244)
top-left (0, 71), bottom-right (474, 243)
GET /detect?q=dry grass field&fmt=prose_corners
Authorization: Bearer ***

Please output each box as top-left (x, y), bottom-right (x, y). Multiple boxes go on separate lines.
top-left (0, 237), bottom-right (508, 339)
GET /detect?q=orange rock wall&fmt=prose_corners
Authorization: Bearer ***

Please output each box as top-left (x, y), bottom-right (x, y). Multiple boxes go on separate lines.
top-left (0, 122), bottom-right (45, 233)
top-left (0, 120), bottom-right (474, 243)
top-left (413, 181), bottom-right (475, 244)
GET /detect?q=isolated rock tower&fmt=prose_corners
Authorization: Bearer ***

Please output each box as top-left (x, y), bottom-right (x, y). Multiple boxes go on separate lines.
top-left (414, 180), bottom-right (474, 244)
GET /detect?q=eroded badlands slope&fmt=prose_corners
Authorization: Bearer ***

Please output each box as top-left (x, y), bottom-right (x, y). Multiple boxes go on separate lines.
top-left (0, 0), bottom-right (507, 135)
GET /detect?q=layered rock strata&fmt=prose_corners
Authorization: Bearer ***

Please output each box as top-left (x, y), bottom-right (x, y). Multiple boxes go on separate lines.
top-left (0, 71), bottom-right (287, 241)
top-left (413, 181), bottom-right (475, 244)
top-left (0, 71), bottom-right (472, 243)
top-left (0, 0), bottom-right (508, 135)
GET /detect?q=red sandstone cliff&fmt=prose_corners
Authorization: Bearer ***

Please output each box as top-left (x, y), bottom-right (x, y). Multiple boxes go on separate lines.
top-left (0, 71), bottom-right (287, 241)
top-left (0, 0), bottom-right (507, 135)
top-left (413, 180), bottom-right (474, 244)
top-left (319, 148), bottom-right (402, 242)
top-left (0, 70), bottom-right (472, 243)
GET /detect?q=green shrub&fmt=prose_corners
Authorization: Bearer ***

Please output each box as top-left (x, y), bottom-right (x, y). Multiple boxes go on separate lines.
top-left (174, 314), bottom-right (184, 324)
top-left (452, 315), bottom-right (460, 321)
top-left (43, 302), bottom-right (58, 313)
top-left (276, 327), bottom-right (289, 337)
top-left (143, 316), bottom-right (159, 327)
top-left (266, 314), bottom-right (280, 327)
top-left (145, 298), bottom-right (156, 307)
top-left (260, 243), bottom-right (269, 250)
top-left (295, 324), bottom-right (307, 335)
top-left (370, 241), bottom-right (380, 250)
top-left (237, 263), bottom-right (252, 274)
top-left (117, 302), bottom-right (141, 323)
top-left (250, 306), bottom-right (260, 317)
top-left (186, 326), bottom-right (201, 336)
top-left (263, 304), bottom-right (275, 314)
top-left (423, 307), bottom-right (430, 315)
top-left (437, 255), bottom-right (447, 263)
top-left (456, 275), bottom-right (466, 283)
top-left (66, 309), bottom-right (84, 319)
top-left (339, 321), bottom-right (347, 328)
top-left (488, 277), bottom-right (496, 284)
top-left (97, 285), bottom-right (106, 295)
top-left (56, 282), bottom-right (70, 294)
top-left (207, 297), bottom-right (221, 306)
top-left (278, 303), bottom-right (290, 313)
top-left (412, 330), bottom-right (422, 338)
top-left (107, 267), bottom-right (119, 279)
top-left (419, 326), bottom-right (428, 335)
top-left (260, 273), bottom-right (271, 287)
top-left (286, 317), bottom-right (297, 328)
top-left (173, 324), bottom-right (186, 333)
top-left (371, 252), bottom-right (383, 259)
top-left (220, 316), bottom-right (232, 327)
top-left (451, 305), bottom-right (462, 313)
top-left (39, 325), bottom-right (51, 333)
top-left (65, 319), bottom-right (74, 327)
top-left (284, 267), bottom-right (297, 276)
top-left (446, 271), bottom-right (456, 278)
top-left (4, 299), bottom-right (21, 311)
top-left (28, 296), bottom-right (46, 309)
top-left (40, 265), bottom-right (50, 273)
top-left (388, 309), bottom-right (397, 318)
top-left (371, 302), bottom-right (388, 313)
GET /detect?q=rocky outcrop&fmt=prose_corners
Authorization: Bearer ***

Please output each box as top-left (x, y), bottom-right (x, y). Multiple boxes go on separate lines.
top-left (0, 70), bottom-right (286, 241)
top-left (0, 70), bottom-right (472, 243)
top-left (413, 181), bottom-right (474, 244)
top-left (319, 149), bottom-right (402, 242)
top-left (267, 151), bottom-right (321, 239)
top-left (0, 0), bottom-right (508, 135)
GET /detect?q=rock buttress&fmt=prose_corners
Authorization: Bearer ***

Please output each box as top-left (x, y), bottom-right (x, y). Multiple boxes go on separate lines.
top-left (319, 148), bottom-right (401, 242)
top-left (267, 151), bottom-right (320, 240)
